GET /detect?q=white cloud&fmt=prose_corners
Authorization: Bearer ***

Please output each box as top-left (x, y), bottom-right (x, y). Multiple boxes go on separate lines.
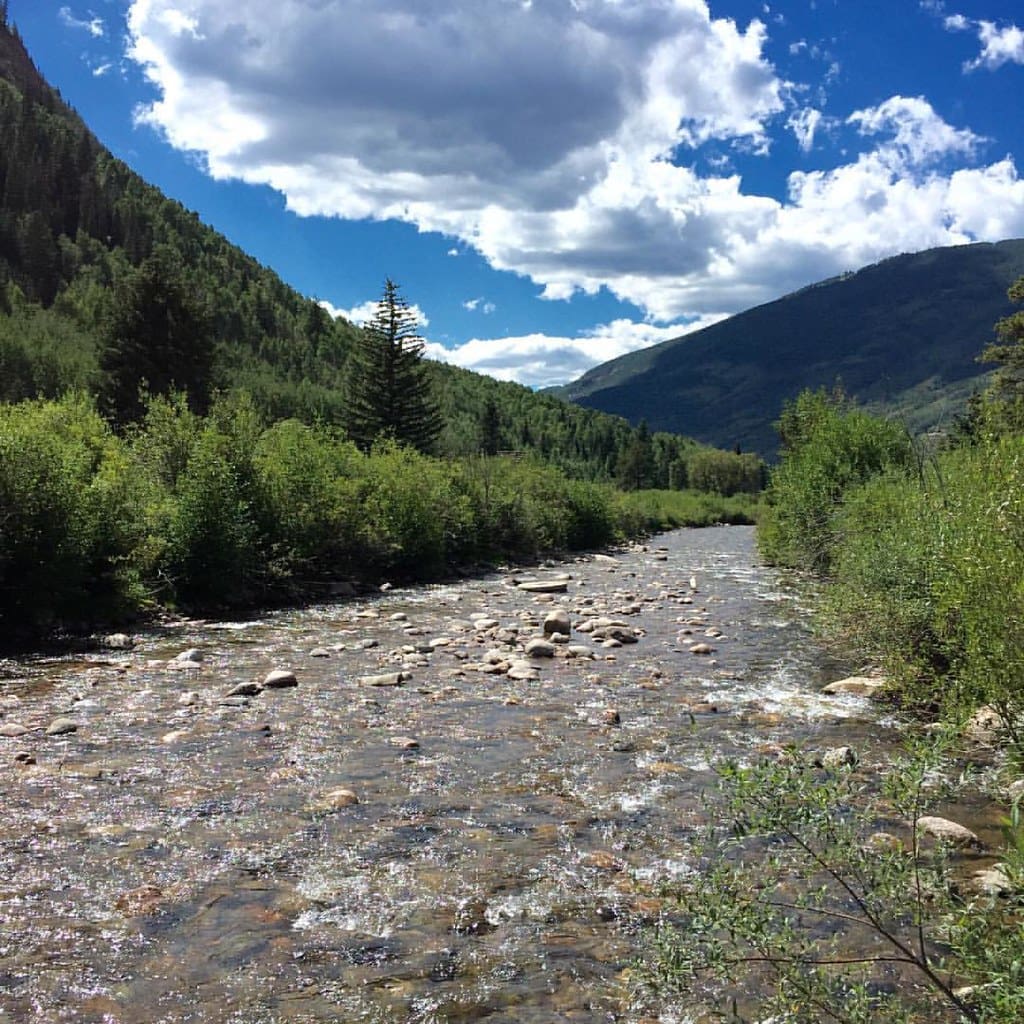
top-left (125, 2), bottom-right (1024, 329)
top-left (424, 315), bottom-right (726, 387)
top-left (320, 298), bottom-right (430, 328)
top-left (463, 298), bottom-right (497, 314)
top-left (943, 12), bottom-right (1024, 71)
top-left (59, 6), bottom-right (105, 37)
top-left (788, 107), bottom-right (823, 152)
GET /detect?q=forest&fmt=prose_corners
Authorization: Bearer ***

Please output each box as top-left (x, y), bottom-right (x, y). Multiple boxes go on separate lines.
top-left (0, 14), bottom-right (760, 634)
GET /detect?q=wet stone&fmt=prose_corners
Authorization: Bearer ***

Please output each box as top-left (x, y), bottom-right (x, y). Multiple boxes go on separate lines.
top-left (0, 721), bottom-right (28, 737)
top-left (361, 672), bottom-right (407, 687)
top-left (45, 717), bottom-right (78, 736)
top-left (263, 669), bottom-right (299, 689)
top-left (227, 681), bottom-right (262, 697)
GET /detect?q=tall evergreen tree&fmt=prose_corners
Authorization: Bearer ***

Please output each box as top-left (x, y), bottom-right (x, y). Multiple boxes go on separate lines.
top-left (343, 278), bottom-right (442, 453)
top-left (100, 247), bottom-right (214, 424)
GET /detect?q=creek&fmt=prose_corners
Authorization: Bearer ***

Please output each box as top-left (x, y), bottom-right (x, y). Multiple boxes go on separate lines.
top-left (0, 526), bottom-right (977, 1023)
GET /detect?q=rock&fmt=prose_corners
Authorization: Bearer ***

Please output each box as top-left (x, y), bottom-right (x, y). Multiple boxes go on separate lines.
top-left (45, 717), bottom-right (78, 736)
top-left (689, 643), bottom-right (716, 655)
top-left (173, 648), bottom-right (203, 663)
top-left (390, 735), bottom-right (420, 750)
top-left (354, 638), bottom-right (380, 651)
top-left (601, 708), bottom-right (621, 726)
top-left (263, 669), bottom-right (298, 689)
top-left (968, 865), bottom-right (1014, 896)
top-left (566, 645), bottom-right (594, 659)
top-left (506, 661), bottom-right (540, 682)
top-left (167, 658), bottom-right (203, 671)
top-left (310, 647), bottom-right (331, 658)
top-left (963, 705), bottom-right (1006, 746)
top-left (453, 896), bottom-right (493, 935)
top-left (1007, 779), bottom-right (1024, 803)
top-left (390, 612), bottom-right (408, 621)
top-left (161, 729), bottom-right (190, 744)
top-left (104, 633), bottom-right (133, 649)
top-left (219, 696), bottom-right (251, 707)
top-left (543, 608), bottom-right (572, 636)
top-left (917, 816), bottom-right (984, 850)
top-left (517, 579), bottom-right (569, 594)
top-left (820, 745), bottom-right (858, 769)
top-left (361, 672), bottom-right (406, 687)
top-left (226, 681), bottom-right (263, 697)
top-left (314, 787), bottom-right (360, 811)
top-left (525, 638), bottom-right (556, 658)
top-left (864, 831), bottom-right (904, 854)
top-left (821, 676), bottom-right (886, 698)
top-left (13, 751), bottom-right (35, 765)
top-left (0, 722), bottom-right (28, 737)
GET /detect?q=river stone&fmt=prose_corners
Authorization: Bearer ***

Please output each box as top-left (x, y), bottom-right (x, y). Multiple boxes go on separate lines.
top-left (525, 638), bottom-right (556, 658)
top-left (917, 815), bottom-right (984, 850)
top-left (968, 865), bottom-right (1014, 896)
top-left (689, 643), bottom-right (716, 655)
top-left (178, 691), bottom-right (200, 706)
top-left (310, 647), bottom-right (331, 658)
top-left (264, 669), bottom-right (298, 689)
top-left (820, 745), bottom-right (858, 769)
top-left (864, 831), bottom-right (904, 854)
top-left (316, 787), bottom-right (360, 811)
top-left (543, 609), bottom-right (572, 636)
top-left (227, 681), bottom-right (263, 697)
top-left (361, 672), bottom-right (406, 687)
top-left (507, 660), bottom-right (540, 681)
top-left (0, 722), bottom-right (28, 737)
top-left (104, 632), bottom-right (133, 649)
top-left (472, 618), bottom-right (499, 630)
top-left (594, 553), bottom-right (619, 564)
top-left (390, 735), bottom-right (420, 749)
top-left (45, 717), bottom-right (78, 736)
top-left (173, 648), bottom-right (203, 663)
top-left (13, 751), bottom-right (35, 765)
top-left (517, 579), bottom-right (569, 594)
top-left (167, 658), bottom-right (203, 671)
top-left (601, 626), bottom-right (638, 644)
top-left (1007, 779), bottom-right (1024, 803)
top-left (328, 580), bottom-right (357, 597)
top-left (161, 729), bottom-right (190, 744)
top-left (567, 646), bottom-right (594, 659)
top-left (963, 705), bottom-right (1005, 746)
top-left (821, 676), bottom-right (886, 698)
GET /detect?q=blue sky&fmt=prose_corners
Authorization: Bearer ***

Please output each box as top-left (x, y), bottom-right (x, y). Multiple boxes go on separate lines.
top-left (14, 0), bottom-right (1024, 385)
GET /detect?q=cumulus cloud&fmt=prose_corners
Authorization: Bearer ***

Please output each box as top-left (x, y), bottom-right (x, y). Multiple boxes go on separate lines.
top-left (423, 315), bottom-right (725, 387)
top-left (319, 298), bottom-right (430, 328)
top-left (59, 6), bottom-right (105, 37)
top-left (943, 12), bottom-right (1024, 71)
top-left (125, 1), bottom-right (1024, 331)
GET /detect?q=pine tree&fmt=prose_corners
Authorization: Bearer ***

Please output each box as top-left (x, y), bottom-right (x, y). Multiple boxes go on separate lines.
top-left (100, 247), bottom-right (214, 424)
top-left (343, 278), bottom-right (442, 453)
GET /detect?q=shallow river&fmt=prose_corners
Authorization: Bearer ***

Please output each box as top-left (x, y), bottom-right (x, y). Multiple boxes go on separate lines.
top-left (0, 526), bottom-right (916, 1023)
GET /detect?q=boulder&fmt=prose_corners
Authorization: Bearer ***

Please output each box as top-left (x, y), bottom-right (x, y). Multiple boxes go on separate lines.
top-left (917, 815), bottom-right (984, 850)
top-left (517, 579), bottom-right (569, 594)
top-left (45, 717), bottom-right (79, 736)
top-left (542, 608), bottom-right (572, 636)
top-left (524, 638), bottom-right (556, 658)
top-left (963, 705), bottom-right (1006, 746)
top-left (360, 672), bottom-right (406, 687)
top-left (0, 722), bottom-right (28, 737)
top-left (821, 676), bottom-right (886, 698)
top-left (820, 745), bottom-right (858, 769)
top-left (263, 669), bottom-right (298, 689)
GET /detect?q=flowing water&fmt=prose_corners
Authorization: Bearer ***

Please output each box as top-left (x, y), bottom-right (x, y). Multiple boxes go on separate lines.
top-left (0, 526), bottom-right (974, 1023)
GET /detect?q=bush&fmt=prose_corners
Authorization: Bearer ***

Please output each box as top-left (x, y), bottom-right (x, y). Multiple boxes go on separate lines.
top-left (759, 389), bottom-right (916, 573)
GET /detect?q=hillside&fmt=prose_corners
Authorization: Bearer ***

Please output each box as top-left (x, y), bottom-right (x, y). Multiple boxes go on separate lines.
top-left (0, 13), bottom-right (714, 486)
top-left (556, 239), bottom-right (1024, 456)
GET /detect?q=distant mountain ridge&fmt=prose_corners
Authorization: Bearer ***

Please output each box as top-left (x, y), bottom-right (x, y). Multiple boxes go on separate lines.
top-left (556, 239), bottom-right (1024, 456)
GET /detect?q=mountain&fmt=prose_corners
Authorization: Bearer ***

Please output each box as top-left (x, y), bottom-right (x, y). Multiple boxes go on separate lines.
top-left (0, 14), bottom-right (716, 486)
top-left (555, 239), bottom-right (1024, 456)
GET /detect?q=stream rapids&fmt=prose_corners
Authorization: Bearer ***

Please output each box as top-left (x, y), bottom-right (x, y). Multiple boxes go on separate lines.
top-left (0, 526), bottom-right (910, 1023)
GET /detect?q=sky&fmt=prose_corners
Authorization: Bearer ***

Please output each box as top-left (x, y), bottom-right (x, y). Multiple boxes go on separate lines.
top-left (13, 0), bottom-right (1024, 387)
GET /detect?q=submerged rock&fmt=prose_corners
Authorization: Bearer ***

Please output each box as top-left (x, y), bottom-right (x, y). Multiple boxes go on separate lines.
top-left (821, 676), bottom-right (886, 698)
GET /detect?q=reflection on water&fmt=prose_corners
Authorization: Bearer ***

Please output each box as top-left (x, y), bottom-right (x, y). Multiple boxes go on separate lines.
top-left (0, 527), bottom-right (893, 1022)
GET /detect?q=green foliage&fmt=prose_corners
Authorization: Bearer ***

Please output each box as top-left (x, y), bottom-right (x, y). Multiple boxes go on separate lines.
top-left (639, 741), bottom-right (1024, 1023)
top-left (100, 246), bottom-right (215, 424)
top-left (687, 447), bottom-right (766, 496)
top-left (0, 393), bottom-right (147, 628)
top-left (616, 488), bottom-right (761, 531)
top-left (343, 279), bottom-right (442, 453)
top-left (758, 389), bottom-right (916, 573)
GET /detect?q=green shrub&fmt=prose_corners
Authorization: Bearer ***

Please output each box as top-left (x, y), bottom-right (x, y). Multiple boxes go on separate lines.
top-left (759, 389), bottom-right (916, 573)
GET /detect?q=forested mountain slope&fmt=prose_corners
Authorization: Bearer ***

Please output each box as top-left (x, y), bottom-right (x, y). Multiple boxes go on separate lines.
top-left (556, 239), bottom-right (1024, 456)
top-left (0, 13), bottom-right (717, 485)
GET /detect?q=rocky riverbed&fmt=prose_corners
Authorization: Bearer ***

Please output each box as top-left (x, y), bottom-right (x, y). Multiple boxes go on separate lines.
top-left (0, 526), bottom-right (1010, 1023)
